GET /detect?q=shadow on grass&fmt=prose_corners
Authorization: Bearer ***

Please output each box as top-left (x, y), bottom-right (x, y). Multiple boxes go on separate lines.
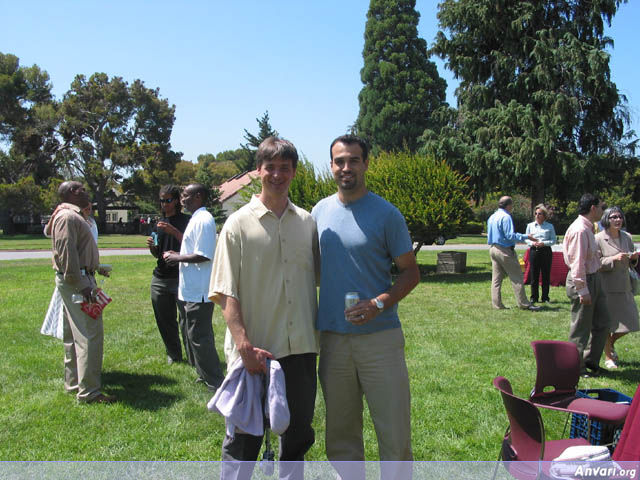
top-left (102, 370), bottom-right (181, 411)
top-left (418, 264), bottom-right (492, 284)
top-left (605, 362), bottom-right (640, 384)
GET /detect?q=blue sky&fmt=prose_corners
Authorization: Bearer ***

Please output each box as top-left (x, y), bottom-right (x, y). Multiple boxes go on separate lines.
top-left (2, 1), bottom-right (638, 172)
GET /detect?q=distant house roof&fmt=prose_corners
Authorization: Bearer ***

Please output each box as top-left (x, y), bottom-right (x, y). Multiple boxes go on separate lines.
top-left (218, 170), bottom-right (258, 203)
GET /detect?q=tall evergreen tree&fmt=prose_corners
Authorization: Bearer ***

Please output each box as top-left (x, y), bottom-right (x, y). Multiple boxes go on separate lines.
top-left (427, 0), bottom-right (636, 206)
top-left (238, 110), bottom-right (278, 171)
top-left (356, 0), bottom-right (447, 152)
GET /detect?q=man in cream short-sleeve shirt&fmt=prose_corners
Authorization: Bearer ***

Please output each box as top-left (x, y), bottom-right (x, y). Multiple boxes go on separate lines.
top-left (209, 137), bottom-right (319, 476)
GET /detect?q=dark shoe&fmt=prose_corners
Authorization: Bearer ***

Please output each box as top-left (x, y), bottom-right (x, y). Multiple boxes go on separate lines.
top-left (581, 365), bottom-right (601, 378)
top-left (167, 356), bottom-right (182, 365)
top-left (523, 304), bottom-right (541, 311)
top-left (84, 393), bottom-right (117, 404)
top-left (530, 298), bottom-right (538, 304)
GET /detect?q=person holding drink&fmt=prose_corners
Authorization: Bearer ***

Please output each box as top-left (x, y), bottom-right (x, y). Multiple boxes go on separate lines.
top-left (595, 206), bottom-right (639, 369)
top-left (146, 184), bottom-right (191, 366)
top-left (525, 204), bottom-right (557, 304)
top-left (311, 134), bottom-right (419, 473)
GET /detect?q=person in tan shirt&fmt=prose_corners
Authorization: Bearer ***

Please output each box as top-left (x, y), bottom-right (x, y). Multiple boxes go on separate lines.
top-left (51, 181), bottom-right (115, 404)
top-left (209, 137), bottom-right (319, 478)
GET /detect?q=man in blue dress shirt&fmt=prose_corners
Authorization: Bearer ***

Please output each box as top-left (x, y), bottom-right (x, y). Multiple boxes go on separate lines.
top-left (487, 196), bottom-right (540, 311)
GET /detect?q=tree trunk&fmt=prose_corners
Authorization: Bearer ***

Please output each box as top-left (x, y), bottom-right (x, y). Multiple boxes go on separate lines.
top-left (94, 185), bottom-right (107, 233)
top-left (531, 176), bottom-right (545, 213)
top-left (0, 209), bottom-right (15, 235)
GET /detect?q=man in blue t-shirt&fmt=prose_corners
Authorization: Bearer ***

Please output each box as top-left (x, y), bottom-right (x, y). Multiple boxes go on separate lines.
top-left (311, 135), bottom-right (419, 467)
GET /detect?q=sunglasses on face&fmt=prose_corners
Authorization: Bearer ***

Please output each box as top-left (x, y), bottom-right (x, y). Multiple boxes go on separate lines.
top-left (535, 212), bottom-right (544, 216)
top-left (609, 215), bottom-right (623, 220)
top-left (159, 198), bottom-right (175, 204)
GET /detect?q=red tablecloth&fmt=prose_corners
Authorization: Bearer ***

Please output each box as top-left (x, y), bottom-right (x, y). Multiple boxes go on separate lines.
top-left (523, 249), bottom-right (569, 287)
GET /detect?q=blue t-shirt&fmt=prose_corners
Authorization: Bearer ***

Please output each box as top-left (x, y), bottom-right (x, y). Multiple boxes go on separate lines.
top-left (311, 192), bottom-right (413, 334)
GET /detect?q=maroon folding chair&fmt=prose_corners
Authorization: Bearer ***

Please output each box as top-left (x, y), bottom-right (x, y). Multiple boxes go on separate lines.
top-left (493, 376), bottom-right (591, 480)
top-left (529, 340), bottom-right (628, 440)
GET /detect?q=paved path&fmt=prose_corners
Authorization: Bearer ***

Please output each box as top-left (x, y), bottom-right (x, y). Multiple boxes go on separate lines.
top-left (0, 244), bottom-right (541, 260)
top-left (0, 248), bottom-right (150, 260)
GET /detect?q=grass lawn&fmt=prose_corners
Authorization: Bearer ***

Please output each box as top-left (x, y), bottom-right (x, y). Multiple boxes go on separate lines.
top-left (1, 251), bottom-right (639, 461)
top-left (0, 234), bottom-right (149, 250)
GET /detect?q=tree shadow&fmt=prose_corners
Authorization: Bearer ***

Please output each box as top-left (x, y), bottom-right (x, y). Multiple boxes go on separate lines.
top-left (102, 370), bottom-right (181, 411)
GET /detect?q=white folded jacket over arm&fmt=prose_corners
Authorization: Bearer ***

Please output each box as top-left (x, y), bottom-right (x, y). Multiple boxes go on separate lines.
top-left (207, 357), bottom-right (290, 438)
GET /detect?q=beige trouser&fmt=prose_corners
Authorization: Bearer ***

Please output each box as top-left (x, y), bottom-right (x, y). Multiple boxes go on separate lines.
top-left (490, 244), bottom-right (530, 309)
top-left (319, 328), bottom-right (412, 465)
top-left (55, 274), bottom-right (103, 402)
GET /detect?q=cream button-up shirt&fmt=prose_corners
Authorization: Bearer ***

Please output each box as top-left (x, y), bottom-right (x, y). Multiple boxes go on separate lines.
top-left (209, 195), bottom-right (319, 365)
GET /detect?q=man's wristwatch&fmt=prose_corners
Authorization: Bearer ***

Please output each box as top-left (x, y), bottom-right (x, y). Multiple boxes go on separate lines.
top-left (373, 297), bottom-right (384, 311)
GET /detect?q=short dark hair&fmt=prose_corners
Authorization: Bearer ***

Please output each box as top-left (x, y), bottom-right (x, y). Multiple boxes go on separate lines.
top-left (255, 137), bottom-right (298, 169)
top-left (330, 134), bottom-right (369, 162)
top-left (498, 196), bottom-right (513, 209)
top-left (160, 184), bottom-right (182, 212)
top-left (578, 193), bottom-right (600, 215)
top-left (187, 183), bottom-right (208, 202)
top-left (600, 206), bottom-right (626, 229)
top-left (58, 181), bottom-right (83, 201)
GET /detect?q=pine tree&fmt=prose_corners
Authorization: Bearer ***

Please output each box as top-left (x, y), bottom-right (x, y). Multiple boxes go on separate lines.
top-left (427, 0), bottom-right (636, 206)
top-left (356, 0), bottom-right (447, 152)
top-left (238, 111), bottom-right (278, 171)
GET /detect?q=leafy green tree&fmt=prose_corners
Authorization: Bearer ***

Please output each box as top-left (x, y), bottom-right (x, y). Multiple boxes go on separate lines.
top-left (426, 0), bottom-right (637, 206)
top-left (238, 111), bottom-right (278, 171)
top-left (0, 176), bottom-right (45, 234)
top-left (0, 52), bottom-right (61, 186)
top-left (288, 159), bottom-right (336, 212)
top-left (366, 151), bottom-right (470, 253)
top-left (195, 164), bottom-right (227, 226)
top-left (57, 73), bottom-right (179, 229)
top-left (172, 160), bottom-right (197, 185)
top-left (216, 148), bottom-right (253, 173)
top-left (195, 152), bottom-right (240, 185)
top-left (356, 0), bottom-right (447, 152)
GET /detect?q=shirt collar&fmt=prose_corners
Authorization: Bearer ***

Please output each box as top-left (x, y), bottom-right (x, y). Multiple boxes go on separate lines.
top-left (577, 214), bottom-right (596, 233)
top-left (59, 202), bottom-right (82, 214)
top-left (248, 195), bottom-right (294, 218)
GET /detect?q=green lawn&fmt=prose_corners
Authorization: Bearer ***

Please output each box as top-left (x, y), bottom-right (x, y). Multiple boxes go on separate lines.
top-left (0, 234), bottom-right (149, 250)
top-left (1, 251), bottom-right (639, 461)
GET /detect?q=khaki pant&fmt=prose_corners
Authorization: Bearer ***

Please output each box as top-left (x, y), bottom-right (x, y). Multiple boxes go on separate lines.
top-left (56, 274), bottom-right (103, 402)
top-left (319, 328), bottom-right (412, 464)
top-left (490, 244), bottom-right (530, 309)
top-left (566, 271), bottom-right (609, 369)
